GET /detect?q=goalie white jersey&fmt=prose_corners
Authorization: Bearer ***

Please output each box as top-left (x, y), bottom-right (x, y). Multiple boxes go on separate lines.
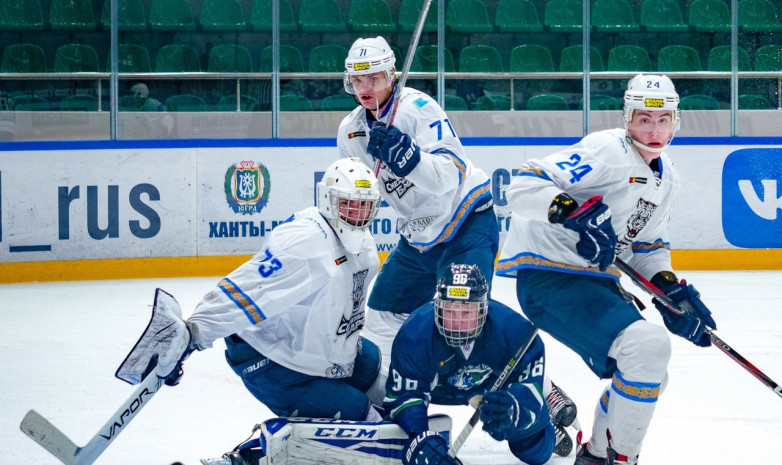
top-left (337, 86), bottom-right (492, 251)
top-left (187, 206), bottom-right (378, 379)
top-left (497, 128), bottom-right (680, 281)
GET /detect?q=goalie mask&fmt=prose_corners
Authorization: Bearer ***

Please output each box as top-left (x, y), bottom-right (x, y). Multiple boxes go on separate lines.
top-left (435, 264), bottom-right (488, 348)
top-left (317, 158), bottom-right (381, 254)
top-left (344, 36), bottom-right (396, 95)
top-left (623, 73), bottom-right (681, 153)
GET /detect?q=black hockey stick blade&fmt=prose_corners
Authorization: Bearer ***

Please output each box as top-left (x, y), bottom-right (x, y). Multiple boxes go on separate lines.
top-left (614, 258), bottom-right (782, 400)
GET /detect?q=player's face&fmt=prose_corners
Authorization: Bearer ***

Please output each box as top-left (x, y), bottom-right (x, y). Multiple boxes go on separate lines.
top-left (439, 300), bottom-right (481, 335)
top-left (627, 110), bottom-right (674, 154)
top-left (348, 71), bottom-right (394, 111)
top-left (338, 198), bottom-right (375, 227)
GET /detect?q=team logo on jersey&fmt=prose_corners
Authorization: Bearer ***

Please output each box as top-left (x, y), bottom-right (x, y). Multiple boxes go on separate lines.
top-left (224, 161), bottom-right (271, 215)
top-left (616, 198), bottom-right (658, 253)
top-left (348, 131), bottom-right (366, 139)
top-left (337, 269), bottom-right (369, 338)
top-left (448, 365), bottom-right (492, 391)
top-left (382, 174), bottom-right (413, 198)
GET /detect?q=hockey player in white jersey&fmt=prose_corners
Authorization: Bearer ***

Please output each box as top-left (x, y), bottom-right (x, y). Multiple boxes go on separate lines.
top-left (495, 74), bottom-right (717, 465)
top-left (337, 36), bottom-right (499, 373)
top-left (116, 158), bottom-right (387, 464)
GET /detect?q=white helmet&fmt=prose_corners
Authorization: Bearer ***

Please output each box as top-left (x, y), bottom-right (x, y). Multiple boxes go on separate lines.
top-left (317, 158), bottom-right (381, 254)
top-left (343, 36), bottom-right (396, 94)
top-left (624, 74), bottom-right (680, 152)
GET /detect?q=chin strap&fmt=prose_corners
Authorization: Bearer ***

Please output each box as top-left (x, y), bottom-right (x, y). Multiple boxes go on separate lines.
top-left (625, 133), bottom-right (672, 153)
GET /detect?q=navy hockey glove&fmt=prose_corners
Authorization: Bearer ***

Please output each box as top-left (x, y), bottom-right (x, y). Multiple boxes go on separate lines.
top-left (480, 385), bottom-right (532, 442)
top-left (652, 276), bottom-right (716, 347)
top-left (367, 123), bottom-right (421, 177)
top-left (402, 431), bottom-right (462, 465)
top-left (561, 195), bottom-right (617, 271)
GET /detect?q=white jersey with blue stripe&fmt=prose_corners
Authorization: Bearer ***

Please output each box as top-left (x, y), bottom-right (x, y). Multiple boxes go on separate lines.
top-left (337, 86), bottom-right (492, 251)
top-left (497, 128), bottom-right (679, 281)
top-left (187, 206), bottom-right (378, 378)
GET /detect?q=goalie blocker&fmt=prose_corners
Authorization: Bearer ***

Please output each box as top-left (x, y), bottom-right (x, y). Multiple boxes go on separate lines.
top-left (202, 414), bottom-right (452, 465)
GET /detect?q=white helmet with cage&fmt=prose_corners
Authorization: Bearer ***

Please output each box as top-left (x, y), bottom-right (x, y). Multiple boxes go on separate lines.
top-left (343, 36), bottom-right (396, 94)
top-left (435, 264), bottom-right (489, 348)
top-left (317, 158), bottom-right (381, 254)
top-left (624, 73), bottom-right (681, 152)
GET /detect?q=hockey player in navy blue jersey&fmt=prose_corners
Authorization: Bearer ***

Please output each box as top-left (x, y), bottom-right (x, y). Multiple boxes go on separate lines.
top-left (384, 264), bottom-right (560, 465)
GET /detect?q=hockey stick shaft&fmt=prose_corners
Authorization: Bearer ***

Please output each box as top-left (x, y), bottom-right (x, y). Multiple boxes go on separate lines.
top-left (614, 258), bottom-right (782, 399)
top-left (20, 373), bottom-right (166, 465)
top-left (448, 324), bottom-right (539, 457)
top-left (387, 0), bottom-right (433, 126)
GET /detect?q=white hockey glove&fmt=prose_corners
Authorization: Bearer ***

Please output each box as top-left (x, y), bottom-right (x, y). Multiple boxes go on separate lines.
top-left (116, 288), bottom-right (195, 386)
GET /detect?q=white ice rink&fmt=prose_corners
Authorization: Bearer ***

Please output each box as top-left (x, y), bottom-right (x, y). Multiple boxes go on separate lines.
top-left (2, 270), bottom-right (782, 465)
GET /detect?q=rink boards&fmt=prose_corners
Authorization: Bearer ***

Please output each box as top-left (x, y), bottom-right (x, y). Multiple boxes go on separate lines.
top-left (1, 137), bottom-right (781, 282)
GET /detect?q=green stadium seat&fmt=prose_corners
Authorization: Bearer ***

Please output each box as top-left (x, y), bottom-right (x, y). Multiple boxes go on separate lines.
top-left (738, 94), bottom-right (773, 109)
top-left (217, 94), bottom-right (260, 111)
top-left (707, 45), bottom-right (751, 71)
top-left (250, 0), bottom-right (297, 31)
top-left (165, 94), bottom-right (208, 111)
top-left (348, 0), bottom-right (395, 32)
top-left (59, 94), bottom-right (99, 111)
top-left (579, 93), bottom-right (621, 110)
top-left (149, 0), bottom-right (195, 31)
top-left (411, 45), bottom-right (455, 72)
top-left (1, 44), bottom-right (47, 72)
top-left (280, 94), bottom-right (313, 110)
top-left (494, 0), bottom-right (544, 33)
top-left (298, 0), bottom-right (345, 31)
top-left (436, 94), bottom-right (469, 110)
top-left (12, 94), bottom-right (49, 110)
top-left (107, 44), bottom-right (152, 72)
top-left (679, 94), bottom-right (720, 110)
top-left (208, 44), bottom-right (253, 72)
top-left (473, 94), bottom-right (511, 110)
top-left (308, 44), bottom-right (349, 72)
top-left (459, 45), bottom-right (503, 72)
top-left (446, 0), bottom-right (493, 34)
top-left (118, 94), bottom-right (142, 111)
top-left (592, 0), bottom-right (639, 33)
top-left (509, 44), bottom-right (554, 72)
top-left (398, 0), bottom-right (436, 31)
top-left (199, 0), bottom-right (246, 31)
top-left (754, 45), bottom-right (782, 71)
top-left (50, 0), bottom-right (96, 30)
top-left (0, 0), bottom-right (45, 30)
top-left (738, 0), bottom-right (782, 32)
top-left (544, 0), bottom-right (582, 33)
top-left (155, 44), bottom-right (201, 72)
top-left (259, 45), bottom-right (304, 72)
top-left (54, 44), bottom-right (99, 72)
top-left (607, 45), bottom-right (652, 71)
top-left (320, 93), bottom-right (357, 111)
top-left (640, 0), bottom-right (689, 32)
top-left (657, 45), bottom-right (702, 72)
top-left (688, 0), bottom-right (730, 33)
top-left (101, 0), bottom-right (147, 30)
top-left (559, 44), bottom-right (604, 71)
top-left (526, 93), bottom-right (569, 110)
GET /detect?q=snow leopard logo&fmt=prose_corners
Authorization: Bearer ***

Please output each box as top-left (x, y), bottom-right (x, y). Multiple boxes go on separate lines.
top-left (337, 269), bottom-right (369, 338)
top-left (616, 198), bottom-right (658, 253)
top-left (382, 174), bottom-right (414, 199)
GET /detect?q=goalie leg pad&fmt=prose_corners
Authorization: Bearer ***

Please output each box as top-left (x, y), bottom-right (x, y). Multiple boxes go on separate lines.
top-left (262, 415), bottom-right (453, 465)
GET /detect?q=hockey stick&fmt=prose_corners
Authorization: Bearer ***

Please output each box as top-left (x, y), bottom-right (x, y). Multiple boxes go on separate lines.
top-left (20, 371), bottom-right (166, 465)
top-left (614, 258), bottom-right (782, 400)
top-left (448, 323), bottom-right (540, 457)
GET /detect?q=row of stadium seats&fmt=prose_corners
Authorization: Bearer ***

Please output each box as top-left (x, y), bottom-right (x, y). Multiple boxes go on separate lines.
top-left (6, 90), bottom-right (776, 112)
top-left (2, 0), bottom-right (781, 33)
top-left (5, 41), bottom-right (782, 74)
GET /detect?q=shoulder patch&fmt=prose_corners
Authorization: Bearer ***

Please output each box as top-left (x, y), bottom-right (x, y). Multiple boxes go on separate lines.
top-left (413, 97), bottom-right (429, 108)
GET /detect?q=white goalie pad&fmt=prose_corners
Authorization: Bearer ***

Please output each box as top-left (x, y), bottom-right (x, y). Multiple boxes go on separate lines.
top-left (261, 415), bottom-right (453, 465)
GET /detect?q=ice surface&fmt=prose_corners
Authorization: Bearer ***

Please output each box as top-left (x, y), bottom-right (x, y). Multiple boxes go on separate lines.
top-left (2, 271), bottom-right (781, 464)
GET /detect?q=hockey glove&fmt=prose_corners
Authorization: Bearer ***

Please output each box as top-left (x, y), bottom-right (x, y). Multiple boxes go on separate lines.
top-left (561, 195), bottom-right (617, 271)
top-left (402, 431), bottom-right (462, 465)
top-left (652, 277), bottom-right (717, 347)
top-left (480, 385), bottom-right (533, 442)
top-left (367, 123), bottom-right (421, 177)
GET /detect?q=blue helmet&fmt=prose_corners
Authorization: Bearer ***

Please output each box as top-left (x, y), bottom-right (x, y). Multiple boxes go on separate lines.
top-left (435, 264), bottom-right (488, 347)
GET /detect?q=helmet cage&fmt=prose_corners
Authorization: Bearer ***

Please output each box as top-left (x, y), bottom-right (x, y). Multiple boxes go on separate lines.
top-left (434, 264), bottom-right (489, 347)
